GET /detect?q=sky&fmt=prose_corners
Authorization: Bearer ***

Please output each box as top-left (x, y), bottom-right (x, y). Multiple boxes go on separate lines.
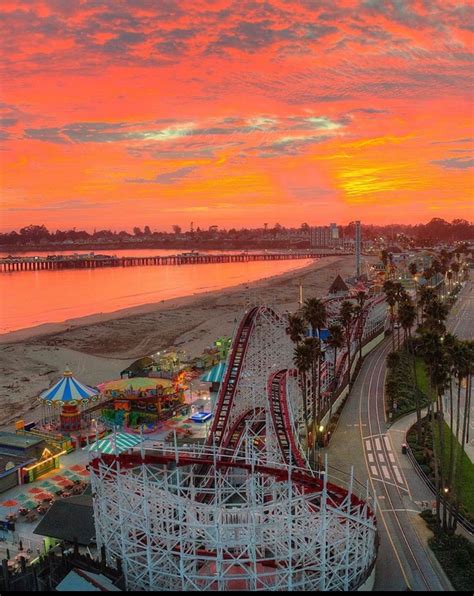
top-left (0, 0), bottom-right (473, 232)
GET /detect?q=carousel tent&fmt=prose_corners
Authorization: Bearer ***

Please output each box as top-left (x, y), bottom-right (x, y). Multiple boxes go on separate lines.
top-left (40, 369), bottom-right (99, 405)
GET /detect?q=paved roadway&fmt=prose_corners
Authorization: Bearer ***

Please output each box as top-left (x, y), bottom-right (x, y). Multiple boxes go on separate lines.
top-left (447, 280), bottom-right (473, 341)
top-left (444, 280), bottom-right (473, 462)
top-left (323, 336), bottom-right (452, 591)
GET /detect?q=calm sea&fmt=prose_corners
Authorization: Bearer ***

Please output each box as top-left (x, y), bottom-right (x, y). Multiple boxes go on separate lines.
top-left (0, 249), bottom-right (313, 334)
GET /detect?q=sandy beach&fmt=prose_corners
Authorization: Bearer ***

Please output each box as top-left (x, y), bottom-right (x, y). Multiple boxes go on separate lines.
top-left (0, 255), bottom-right (371, 426)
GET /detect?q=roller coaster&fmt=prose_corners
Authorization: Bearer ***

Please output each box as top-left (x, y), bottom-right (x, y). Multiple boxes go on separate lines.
top-left (91, 298), bottom-right (386, 591)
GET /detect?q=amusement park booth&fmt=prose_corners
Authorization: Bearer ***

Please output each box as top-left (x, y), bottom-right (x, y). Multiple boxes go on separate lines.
top-left (98, 376), bottom-right (187, 426)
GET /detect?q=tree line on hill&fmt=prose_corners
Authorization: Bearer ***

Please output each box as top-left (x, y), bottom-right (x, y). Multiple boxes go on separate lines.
top-left (0, 218), bottom-right (472, 248)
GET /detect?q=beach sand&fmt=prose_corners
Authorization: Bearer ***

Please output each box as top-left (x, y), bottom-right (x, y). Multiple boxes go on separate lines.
top-left (0, 255), bottom-right (373, 426)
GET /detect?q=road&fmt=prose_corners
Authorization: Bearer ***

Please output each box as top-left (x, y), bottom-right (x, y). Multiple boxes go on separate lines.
top-left (324, 335), bottom-right (452, 591)
top-left (447, 280), bottom-right (473, 341)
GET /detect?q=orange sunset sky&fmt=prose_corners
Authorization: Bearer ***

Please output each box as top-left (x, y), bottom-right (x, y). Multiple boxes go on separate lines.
top-left (0, 0), bottom-right (473, 232)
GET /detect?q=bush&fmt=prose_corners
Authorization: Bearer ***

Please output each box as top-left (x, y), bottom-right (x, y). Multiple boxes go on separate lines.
top-left (428, 533), bottom-right (474, 591)
top-left (385, 351), bottom-right (432, 421)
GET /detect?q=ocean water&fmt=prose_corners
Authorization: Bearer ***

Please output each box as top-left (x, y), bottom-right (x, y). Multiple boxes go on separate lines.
top-left (0, 250), bottom-right (313, 334)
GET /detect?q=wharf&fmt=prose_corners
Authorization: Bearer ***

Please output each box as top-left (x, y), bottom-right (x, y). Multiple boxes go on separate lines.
top-left (0, 250), bottom-right (351, 272)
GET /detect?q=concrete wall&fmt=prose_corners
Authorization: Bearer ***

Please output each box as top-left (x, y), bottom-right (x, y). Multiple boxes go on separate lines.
top-left (0, 470), bottom-right (19, 494)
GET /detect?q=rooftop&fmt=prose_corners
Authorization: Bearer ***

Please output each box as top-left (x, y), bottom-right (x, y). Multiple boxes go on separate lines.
top-left (34, 494), bottom-right (95, 546)
top-left (0, 432), bottom-right (44, 450)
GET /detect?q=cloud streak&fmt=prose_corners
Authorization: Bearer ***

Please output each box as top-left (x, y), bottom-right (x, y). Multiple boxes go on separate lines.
top-left (0, 0), bottom-right (472, 229)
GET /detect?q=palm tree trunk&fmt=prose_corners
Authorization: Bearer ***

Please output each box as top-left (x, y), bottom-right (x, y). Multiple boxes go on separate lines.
top-left (390, 307), bottom-right (395, 352)
top-left (408, 330), bottom-right (422, 444)
top-left (430, 407), bottom-right (442, 531)
top-left (301, 371), bottom-right (309, 454)
top-left (436, 390), bottom-right (448, 532)
top-left (453, 375), bottom-right (471, 532)
top-left (346, 331), bottom-right (352, 387)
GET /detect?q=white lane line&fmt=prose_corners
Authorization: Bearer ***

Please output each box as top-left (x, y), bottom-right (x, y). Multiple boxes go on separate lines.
top-left (389, 453), bottom-right (395, 463)
top-left (393, 466), bottom-right (403, 484)
top-left (383, 435), bottom-right (391, 451)
top-left (382, 465), bottom-right (391, 480)
top-left (368, 453), bottom-right (374, 463)
top-left (372, 478), bottom-right (408, 490)
top-left (375, 437), bottom-right (382, 451)
top-left (365, 439), bottom-right (372, 451)
top-left (377, 452), bottom-right (385, 463)
top-left (370, 465), bottom-right (378, 476)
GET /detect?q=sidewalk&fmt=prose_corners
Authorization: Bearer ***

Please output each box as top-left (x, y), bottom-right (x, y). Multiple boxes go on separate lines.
top-left (387, 409), bottom-right (436, 506)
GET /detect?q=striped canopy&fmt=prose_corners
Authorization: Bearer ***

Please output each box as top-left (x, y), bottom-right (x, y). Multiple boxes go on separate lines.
top-left (40, 369), bottom-right (99, 406)
top-left (201, 361), bottom-right (227, 384)
top-left (87, 432), bottom-right (143, 455)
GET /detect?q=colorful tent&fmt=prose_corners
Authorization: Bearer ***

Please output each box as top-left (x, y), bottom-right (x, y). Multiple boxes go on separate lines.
top-left (87, 432), bottom-right (143, 455)
top-left (40, 368), bottom-right (99, 406)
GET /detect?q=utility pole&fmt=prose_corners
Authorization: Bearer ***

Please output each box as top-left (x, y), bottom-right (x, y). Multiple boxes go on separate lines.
top-left (355, 220), bottom-right (361, 278)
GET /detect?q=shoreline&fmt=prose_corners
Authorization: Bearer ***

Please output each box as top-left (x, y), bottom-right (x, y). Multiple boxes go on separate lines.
top-left (0, 255), bottom-right (366, 426)
top-left (0, 257), bottom-right (319, 345)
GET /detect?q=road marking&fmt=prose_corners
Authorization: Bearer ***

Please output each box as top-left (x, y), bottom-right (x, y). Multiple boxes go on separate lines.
top-left (365, 439), bottom-right (372, 451)
top-left (377, 452), bottom-right (385, 463)
top-left (389, 453), bottom-right (395, 463)
top-left (375, 437), bottom-right (382, 451)
top-left (372, 477), bottom-right (408, 490)
top-left (382, 465), bottom-right (390, 480)
top-left (393, 466), bottom-right (403, 485)
top-left (368, 453), bottom-right (374, 463)
top-left (380, 508), bottom-right (422, 514)
top-left (384, 436), bottom-right (391, 450)
top-left (370, 465), bottom-right (378, 476)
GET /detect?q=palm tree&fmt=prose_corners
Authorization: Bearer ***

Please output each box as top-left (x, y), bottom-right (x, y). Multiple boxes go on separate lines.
top-left (303, 336), bottom-right (322, 464)
top-left (418, 285), bottom-right (436, 326)
top-left (287, 313), bottom-right (306, 345)
top-left (451, 261), bottom-right (460, 286)
top-left (339, 300), bottom-right (355, 386)
top-left (422, 297), bottom-right (449, 335)
top-left (293, 342), bottom-right (312, 451)
top-left (451, 340), bottom-right (474, 532)
top-left (302, 297), bottom-right (327, 338)
top-left (398, 296), bottom-right (420, 441)
top-left (446, 269), bottom-right (453, 294)
top-left (302, 298), bottom-right (327, 443)
top-left (393, 282), bottom-right (408, 349)
top-left (326, 323), bottom-right (344, 430)
top-left (355, 290), bottom-right (367, 361)
top-left (419, 330), bottom-right (450, 531)
top-left (409, 262), bottom-right (419, 322)
top-left (383, 280), bottom-right (397, 351)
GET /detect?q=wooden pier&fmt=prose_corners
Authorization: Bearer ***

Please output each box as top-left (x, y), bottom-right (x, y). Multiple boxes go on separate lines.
top-left (0, 251), bottom-right (351, 273)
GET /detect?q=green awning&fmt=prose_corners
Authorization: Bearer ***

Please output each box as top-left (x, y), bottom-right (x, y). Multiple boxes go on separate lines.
top-left (201, 361), bottom-right (227, 384)
top-left (86, 432), bottom-right (143, 455)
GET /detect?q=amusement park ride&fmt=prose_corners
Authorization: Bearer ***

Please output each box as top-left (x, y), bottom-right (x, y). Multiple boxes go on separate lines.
top-left (90, 294), bottom-right (387, 591)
